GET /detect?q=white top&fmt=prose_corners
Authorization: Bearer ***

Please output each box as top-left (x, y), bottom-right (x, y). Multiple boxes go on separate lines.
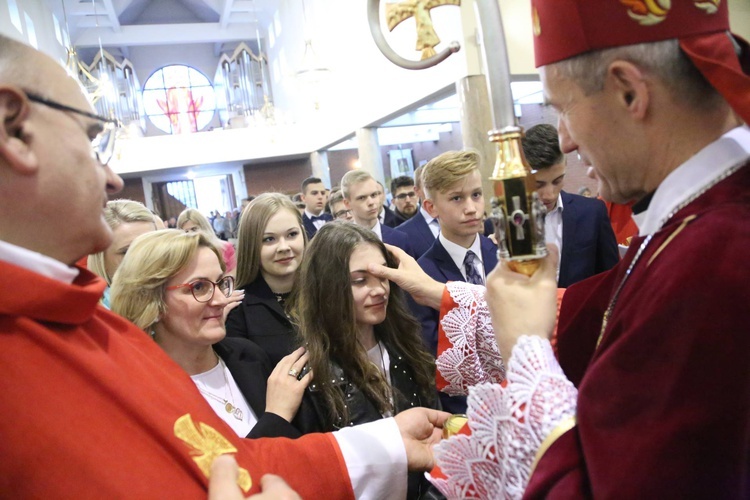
top-left (544, 193), bottom-right (564, 282)
top-left (634, 125), bottom-right (750, 236)
top-left (366, 341), bottom-right (394, 417)
top-left (0, 240), bottom-right (409, 500)
top-left (420, 206), bottom-right (440, 238)
top-left (191, 358), bottom-right (257, 438)
top-left (439, 232), bottom-right (485, 282)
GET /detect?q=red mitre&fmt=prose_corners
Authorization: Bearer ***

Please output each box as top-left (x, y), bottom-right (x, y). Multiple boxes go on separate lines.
top-left (531, 0), bottom-right (750, 124)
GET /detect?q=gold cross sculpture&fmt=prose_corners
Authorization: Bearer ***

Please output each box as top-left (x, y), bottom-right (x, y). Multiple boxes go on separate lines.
top-left (386, 0), bottom-right (461, 60)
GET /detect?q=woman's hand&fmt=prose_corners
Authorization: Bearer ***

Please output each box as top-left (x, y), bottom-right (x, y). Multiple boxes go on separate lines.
top-left (265, 347), bottom-right (312, 422)
top-left (223, 289), bottom-right (245, 322)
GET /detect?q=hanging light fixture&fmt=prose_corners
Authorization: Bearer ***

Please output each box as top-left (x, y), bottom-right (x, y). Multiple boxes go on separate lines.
top-left (295, 0), bottom-right (331, 110)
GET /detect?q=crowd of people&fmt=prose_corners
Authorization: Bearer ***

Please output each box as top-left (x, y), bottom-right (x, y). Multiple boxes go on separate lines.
top-left (1, 0), bottom-right (749, 497)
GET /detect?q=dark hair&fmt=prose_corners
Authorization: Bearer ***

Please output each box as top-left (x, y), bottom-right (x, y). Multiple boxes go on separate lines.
top-left (390, 175), bottom-right (415, 194)
top-left (522, 124), bottom-right (564, 170)
top-left (290, 222), bottom-right (435, 428)
top-left (301, 176), bottom-right (323, 194)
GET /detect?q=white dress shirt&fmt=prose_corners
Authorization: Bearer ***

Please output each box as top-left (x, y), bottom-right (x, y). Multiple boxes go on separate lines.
top-left (439, 232), bottom-right (485, 282)
top-left (420, 206), bottom-right (440, 238)
top-left (544, 194), bottom-right (564, 281)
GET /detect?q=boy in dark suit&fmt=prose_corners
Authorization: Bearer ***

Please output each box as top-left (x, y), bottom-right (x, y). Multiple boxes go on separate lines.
top-left (522, 124), bottom-right (618, 287)
top-left (396, 165), bottom-right (440, 258)
top-left (300, 176), bottom-right (332, 239)
top-left (416, 150), bottom-right (498, 413)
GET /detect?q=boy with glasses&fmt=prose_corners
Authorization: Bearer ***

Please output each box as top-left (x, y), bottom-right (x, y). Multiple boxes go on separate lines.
top-left (390, 175), bottom-right (418, 226)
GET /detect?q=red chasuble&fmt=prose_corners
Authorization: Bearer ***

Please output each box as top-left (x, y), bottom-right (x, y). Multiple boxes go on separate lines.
top-left (0, 264), bottom-right (353, 498)
top-left (527, 164), bottom-right (750, 498)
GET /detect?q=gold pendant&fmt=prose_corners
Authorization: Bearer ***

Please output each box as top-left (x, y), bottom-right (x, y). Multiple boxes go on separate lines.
top-left (225, 402), bottom-right (234, 413)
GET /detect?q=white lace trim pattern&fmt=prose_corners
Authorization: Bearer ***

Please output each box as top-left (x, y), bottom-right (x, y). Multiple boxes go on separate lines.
top-left (436, 282), bottom-right (506, 395)
top-left (430, 336), bottom-right (578, 499)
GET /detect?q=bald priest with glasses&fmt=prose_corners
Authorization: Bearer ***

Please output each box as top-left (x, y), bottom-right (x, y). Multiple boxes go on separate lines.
top-left (0, 34), bottom-right (448, 498)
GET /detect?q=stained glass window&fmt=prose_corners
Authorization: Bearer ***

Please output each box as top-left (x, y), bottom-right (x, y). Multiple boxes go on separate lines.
top-left (143, 65), bottom-right (216, 134)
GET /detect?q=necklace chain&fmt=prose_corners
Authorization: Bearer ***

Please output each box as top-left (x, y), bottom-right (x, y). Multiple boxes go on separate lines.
top-left (196, 355), bottom-right (244, 421)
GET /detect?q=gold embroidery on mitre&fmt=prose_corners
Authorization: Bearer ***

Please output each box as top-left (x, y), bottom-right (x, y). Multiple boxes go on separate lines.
top-left (533, 7), bottom-right (541, 36)
top-left (694, 0), bottom-right (720, 14)
top-left (174, 414), bottom-right (252, 493)
top-left (621, 0), bottom-right (670, 26)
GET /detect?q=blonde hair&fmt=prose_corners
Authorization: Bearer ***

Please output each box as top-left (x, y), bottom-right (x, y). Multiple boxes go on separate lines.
top-left (88, 199), bottom-right (156, 285)
top-left (421, 150), bottom-right (481, 200)
top-left (176, 208), bottom-right (214, 235)
top-left (235, 193), bottom-right (307, 288)
top-left (110, 230), bottom-right (223, 331)
top-left (341, 170), bottom-right (375, 199)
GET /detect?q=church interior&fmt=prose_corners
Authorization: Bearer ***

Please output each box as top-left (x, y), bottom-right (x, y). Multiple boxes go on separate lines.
top-left (3, 0), bottom-right (749, 218)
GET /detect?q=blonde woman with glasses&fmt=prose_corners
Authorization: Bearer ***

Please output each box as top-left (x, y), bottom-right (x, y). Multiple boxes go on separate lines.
top-left (110, 230), bottom-right (311, 439)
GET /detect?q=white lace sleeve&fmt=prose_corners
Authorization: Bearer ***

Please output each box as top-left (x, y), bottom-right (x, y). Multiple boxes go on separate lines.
top-left (436, 282), bottom-right (505, 395)
top-left (429, 336), bottom-right (578, 499)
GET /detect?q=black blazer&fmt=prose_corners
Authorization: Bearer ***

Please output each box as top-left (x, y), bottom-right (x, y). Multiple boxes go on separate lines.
top-left (225, 275), bottom-right (298, 366)
top-left (302, 212), bottom-right (332, 240)
top-left (558, 191), bottom-right (619, 288)
top-left (213, 338), bottom-right (301, 439)
top-left (292, 343), bottom-right (438, 499)
top-left (396, 210), bottom-right (436, 259)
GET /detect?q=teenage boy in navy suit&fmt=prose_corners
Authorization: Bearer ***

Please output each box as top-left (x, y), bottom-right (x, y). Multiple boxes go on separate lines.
top-left (341, 170), bottom-right (414, 257)
top-left (522, 124), bottom-right (618, 287)
top-left (300, 176), bottom-right (332, 239)
top-left (416, 150), bottom-right (498, 413)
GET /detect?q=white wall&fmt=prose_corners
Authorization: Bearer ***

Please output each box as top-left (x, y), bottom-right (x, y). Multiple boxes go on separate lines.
top-left (0, 0), bottom-right (67, 64)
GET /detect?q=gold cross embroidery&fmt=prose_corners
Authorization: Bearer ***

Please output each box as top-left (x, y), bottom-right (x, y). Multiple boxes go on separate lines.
top-left (386, 0), bottom-right (461, 60)
top-left (174, 414), bottom-right (252, 493)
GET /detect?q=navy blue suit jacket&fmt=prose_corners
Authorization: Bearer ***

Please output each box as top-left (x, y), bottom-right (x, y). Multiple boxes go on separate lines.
top-left (415, 235), bottom-right (498, 413)
top-left (382, 224), bottom-right (417, 259)
top-left (395, 211), bottom-right (435, 258)
top-left (558, 191), bottom-right (619, 288)
top-left (302, 212), bottom-right (332, 240)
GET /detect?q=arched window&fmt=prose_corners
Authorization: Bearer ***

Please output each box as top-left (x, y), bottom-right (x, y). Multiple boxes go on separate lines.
top-left (142, 65), bottom-right (216, 134)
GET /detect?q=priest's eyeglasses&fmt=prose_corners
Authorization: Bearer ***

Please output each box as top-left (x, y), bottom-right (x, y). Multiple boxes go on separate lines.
top-left (166, 276), bottom-right (235, 303)
top-left (24, 91), bottom-right (120, 166)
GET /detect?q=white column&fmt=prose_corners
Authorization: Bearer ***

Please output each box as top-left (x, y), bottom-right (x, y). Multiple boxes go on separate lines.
top-left (356, 127), bottom-right (386, 187)
top-left (310, 150), bottom-right (331, 188)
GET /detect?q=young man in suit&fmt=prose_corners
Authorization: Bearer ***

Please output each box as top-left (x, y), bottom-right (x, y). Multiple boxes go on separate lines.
top-left (396, 165), bottom-right (440, 258)
top-left (416, 150), bottom-right (498, 413)
top-left (341, 170), bottom-right (414, 257)
top-left (522, 124), bottom-right (619, 287)
top-left (300, 176), bottom-right (332, 239)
